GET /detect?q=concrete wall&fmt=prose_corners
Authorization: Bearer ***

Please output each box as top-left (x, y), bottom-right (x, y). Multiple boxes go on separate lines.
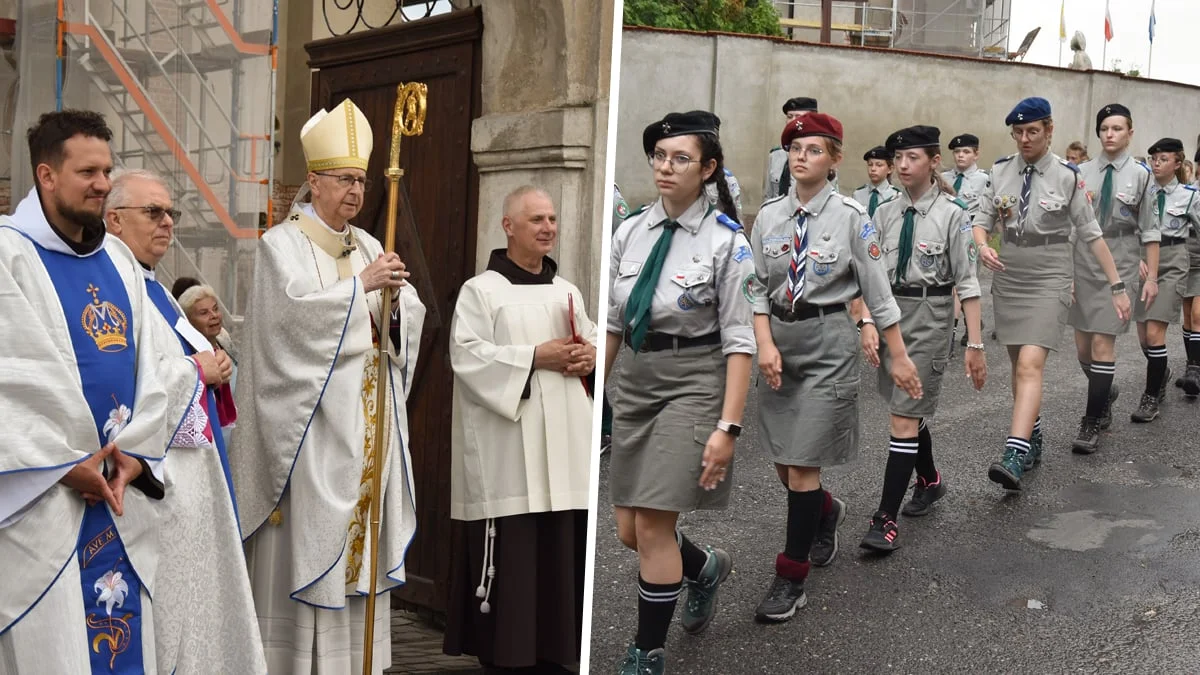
top-left (615, 26), bottom-right (1200, 217)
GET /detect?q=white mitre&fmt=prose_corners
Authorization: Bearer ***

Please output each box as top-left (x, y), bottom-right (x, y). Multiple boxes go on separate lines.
top-left (300, 98), bottom-right (373, 172)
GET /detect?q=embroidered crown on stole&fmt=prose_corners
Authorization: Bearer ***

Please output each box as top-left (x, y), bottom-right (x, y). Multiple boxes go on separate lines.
top-left (82, 283), bottom-right (129, 352)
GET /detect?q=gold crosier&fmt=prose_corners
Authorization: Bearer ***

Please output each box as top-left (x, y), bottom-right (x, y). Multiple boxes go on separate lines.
top-left (362, 81), bottom-right (427, 674)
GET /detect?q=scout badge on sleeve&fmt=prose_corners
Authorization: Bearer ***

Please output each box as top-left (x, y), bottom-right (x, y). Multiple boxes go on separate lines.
top-left (994, 194), bottom-right (1017, 228)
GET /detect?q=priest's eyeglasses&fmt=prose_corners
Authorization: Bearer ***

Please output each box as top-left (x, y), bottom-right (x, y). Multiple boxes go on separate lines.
top-left (113, 205), bottom-right (182, 222)
top-left (315, 172), bottom-right (372, 192)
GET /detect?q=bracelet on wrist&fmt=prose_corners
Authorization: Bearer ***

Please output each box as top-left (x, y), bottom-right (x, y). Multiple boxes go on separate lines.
top-left (966, 342), bottom-right (985, 351)
top-left (1110, 281), bottom-right (1127, 295)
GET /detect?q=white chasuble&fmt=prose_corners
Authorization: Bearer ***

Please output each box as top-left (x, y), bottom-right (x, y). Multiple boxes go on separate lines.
top-left (230, 205), bottom-right (424, 674)
top-left (450, 270), bottom-right (596, 522)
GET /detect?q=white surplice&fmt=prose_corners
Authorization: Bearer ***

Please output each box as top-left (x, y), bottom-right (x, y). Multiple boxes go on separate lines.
top-left (230, 205), bottom-right (424, 675)
top-left (141, 268), bottom-right (267, 674)
top-left (0, 188), bottom-right (187, 673)
top-left (449, 269), bottom-right (596, 522)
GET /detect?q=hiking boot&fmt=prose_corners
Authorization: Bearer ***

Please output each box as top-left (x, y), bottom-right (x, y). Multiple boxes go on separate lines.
top-left (753, 574), bottom-right (807, 623)
top-left (988, 446), bottom-right (1025, 491)
top-left (1182, 364), bottom-right (1200, 398)
top-left (1159, 367), bottom-right (1173, 402)
top-left (859, 511), bottom-right (901, 553)
top-left (1131, 393), bottom-right (1160, 423)
top-left (618, 643), bottom-right (665, 675)
top-left (809, 496), bottom-right (846, 567)
top-left (901, 473), bottom-right (947, 517)
top-left (1024, 427), bottom-right (1044, 470)
top-left (1099, 383), bottom-right (1118, 430)
top-left (1071, 416), bottom-right (1101, 454)
top-left (680, 547), bottom-right (731, 635)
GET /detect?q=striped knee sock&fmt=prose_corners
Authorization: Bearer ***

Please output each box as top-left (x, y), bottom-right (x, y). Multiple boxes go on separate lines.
top-left (1032, 417), bottom-right (1042, 439)
top-left (1189, 331), bottom-right (1200, 364)
top-left (878, 435), bottom-right (919, 518)
top-left (1085, 361), bottom-right (1115, 418)
top-left (1007, 436), bottom-right (1032, 457)
top-left (1144, 345), bottom-right (1169, 396)
top-left (914, 419), bottom-right (938, 483)
top-left (1184, 330), bottom-right (1196, 364)
top-left (635, 576), bottom-right (681, 651)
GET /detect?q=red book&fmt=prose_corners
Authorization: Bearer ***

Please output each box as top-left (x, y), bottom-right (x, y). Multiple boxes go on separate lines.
top-left (568, 294), bottom-right (592, 397)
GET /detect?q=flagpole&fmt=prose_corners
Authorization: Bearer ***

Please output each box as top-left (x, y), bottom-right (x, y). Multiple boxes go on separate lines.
top-left (1102, 0), bottom-right (1109, 69)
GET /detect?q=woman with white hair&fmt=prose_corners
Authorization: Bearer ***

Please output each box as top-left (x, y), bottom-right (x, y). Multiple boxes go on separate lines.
top-left (177, 283), bottom-right (238, 439)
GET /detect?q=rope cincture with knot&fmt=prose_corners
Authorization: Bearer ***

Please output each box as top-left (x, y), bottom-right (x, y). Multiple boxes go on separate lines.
top-left (474, 518), bottom-right (497, 614)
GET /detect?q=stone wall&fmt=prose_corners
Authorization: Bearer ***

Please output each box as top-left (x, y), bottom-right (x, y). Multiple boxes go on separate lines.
top-left (615, 26), bottom-right (1200, 217)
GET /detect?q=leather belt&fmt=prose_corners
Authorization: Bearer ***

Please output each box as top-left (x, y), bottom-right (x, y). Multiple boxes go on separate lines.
top-left (624, 330), bottom-right (722, 353)
top-left (892, 285), bottom-right (954, 298)
top-left (1004, 231), bottom-right (1070, 247)
top-left (769, 302), bottom-right (847, 323)
top-left (1160, 236), bottom-right (1189, 247)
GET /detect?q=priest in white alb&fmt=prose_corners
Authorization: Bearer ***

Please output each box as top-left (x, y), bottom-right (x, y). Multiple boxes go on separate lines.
top-left (230, 99), bottom-right (425, 675)
top-left (442, 186), bottom-right (595, 672)
top-left (0, 110), bottom-right (184, 673)
top-left (103, 168), bottom-right (266, 674)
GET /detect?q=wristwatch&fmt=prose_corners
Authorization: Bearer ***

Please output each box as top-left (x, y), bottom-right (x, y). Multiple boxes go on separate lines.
top-left (1111, 281), bottom-right (1127, 295)
top-left (856, 317), bottom-right (875, 329)
top-left (716, 420), bottom-right (743, 438)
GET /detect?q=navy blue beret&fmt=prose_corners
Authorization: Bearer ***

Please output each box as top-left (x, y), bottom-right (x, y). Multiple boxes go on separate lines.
top-left (1005, 97), bottom-right (1052, 126)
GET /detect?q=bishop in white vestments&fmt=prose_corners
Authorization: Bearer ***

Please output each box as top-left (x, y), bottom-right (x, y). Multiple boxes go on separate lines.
top-left (0, 111), bottom-right (184, 673)
top-left (104, 168), bottom-right (267, 674)
top-left (230, 99), bottom-right (425, 675)
top-left (443, 186), bottom-right (595, 671)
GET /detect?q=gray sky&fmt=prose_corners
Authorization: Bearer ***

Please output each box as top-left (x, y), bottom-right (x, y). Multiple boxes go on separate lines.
top-left (1009, 0), bottom-right (1200, 86)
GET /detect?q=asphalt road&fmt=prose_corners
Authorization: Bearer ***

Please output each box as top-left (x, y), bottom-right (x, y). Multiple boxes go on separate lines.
top-left (589, 272), bottom-right (1200, 674)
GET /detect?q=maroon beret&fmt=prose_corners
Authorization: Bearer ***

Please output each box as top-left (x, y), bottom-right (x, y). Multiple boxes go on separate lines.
top-left (781, 112), bottom-right (844, 149)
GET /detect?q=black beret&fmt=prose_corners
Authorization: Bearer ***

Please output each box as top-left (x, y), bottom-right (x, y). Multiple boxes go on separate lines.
top-left (885, 125), bottom-right (941, 153)
top-left (1095, 103), bottom-right (1132, 137)
top-left (782, 97), bottom-right (818, 114)
top-left (1148, 137), bottom-right (1184, 155)
top-left (863, 146), bottom-right (890, 161)
top-left (683, 110), bottom-right (721, 131)
top-left (642, 111), bottom-right (719, 155)
top-left (948, 133), bottom-right (979, 150)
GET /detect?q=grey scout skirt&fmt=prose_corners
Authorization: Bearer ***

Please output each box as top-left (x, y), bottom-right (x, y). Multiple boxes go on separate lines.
top-left (1185, 235), bottom-right (1200, 298)
top-left (609, 343), bottom-right (731, 512)
top-left (1136, 239), bottom-right (1188, 323)
top-left (1068, 232), bottom-right (1141, 335)
top-left (992, 241), bottom-right (1073, 350)
top-left (758, 309), bottom-right (860, 468)
top-left (877, 293), bottom-right (953, 418)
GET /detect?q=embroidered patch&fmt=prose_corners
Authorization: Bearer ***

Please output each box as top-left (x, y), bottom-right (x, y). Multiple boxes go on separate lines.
top-left (959, 218), bottom-right (972, 233)
top-left (1077, 178), bottom-right (1086, 190)
top-left (919, 254), bottom-right (936, 268)
top-left (860, 221), bottom-right (878, 240)
top-left (732, 245), bottom-right (752, 263)
top-left (741, 274), bottom-right (758, 303)
top-left (814, 262), bottom-right (831, 276)
top-left (1171, 217), bottom-right (1184, 229)
top-left (867, 242), bottom-right (881, 260)
top-left (968, 241), bottom-right (979, 262)
top-left (677, 292), bottom-right (698, 310)
top-left (616, 201), bottom-right (629, 218)
top-left (1120, 205), bottom-right (1132, 217)
top-left (1086, 190), bottom-right (1095, 202)
top-left (781, 242), bottom-right (790, 253)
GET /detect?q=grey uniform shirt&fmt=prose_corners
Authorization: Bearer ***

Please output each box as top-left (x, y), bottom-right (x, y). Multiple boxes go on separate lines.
top-left (608, 195), bottom-right (756, 355)
top-left (749, 183), bottom-right (901, 330)
top-left (705, 168), bottom-right (743, 214)
top-left (941, 165), bottom-right (991, 216)
top-left (765, 146), bottom-right (788, 200)
top-left (973, 151), bottom-right (1103, 242)
top-left (876, 185), bottom-right (981, 301)
top-left (851, 180), bottom-right (901, 214)
top-left (1078, 153), bottom-right (1155, 241)
top-left (1150, 179), bottom-right (1200, 238)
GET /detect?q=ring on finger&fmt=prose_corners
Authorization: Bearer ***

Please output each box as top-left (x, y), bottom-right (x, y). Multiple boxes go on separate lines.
top-left (390, 271), bottom-right (400, 280)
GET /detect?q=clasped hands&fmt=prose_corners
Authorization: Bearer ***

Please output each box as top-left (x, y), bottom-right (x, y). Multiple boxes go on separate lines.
top-left (58, 443), bottom-right (144, 516)
top-left (534, 336), bottom-right (596, 376)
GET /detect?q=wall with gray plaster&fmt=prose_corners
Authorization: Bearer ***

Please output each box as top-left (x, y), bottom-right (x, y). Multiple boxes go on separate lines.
top-left (615, 27), bottom-right (1200, 218)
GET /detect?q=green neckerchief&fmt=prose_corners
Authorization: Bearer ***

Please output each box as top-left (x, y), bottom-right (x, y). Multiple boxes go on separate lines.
top-left (894, 206), bottom-right (916, 284)
top-left (624, 219), bottom-right (680, 351)
top-left (1099, 165), bottom-right (1115, 229)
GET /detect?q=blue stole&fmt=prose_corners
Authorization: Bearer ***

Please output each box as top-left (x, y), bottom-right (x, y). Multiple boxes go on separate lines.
top-left (35, 245), bottom-right (145, 674)
top-left (143, 278), bottom-right (239, 525)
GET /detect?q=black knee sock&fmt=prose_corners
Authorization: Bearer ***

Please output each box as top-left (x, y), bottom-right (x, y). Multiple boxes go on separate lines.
top-left (1189, 332), bottom-right (1200, 364)
top-left (1079, 360), bottom-right (1091, 380)
top-left (878, 435), bottom-right (919, 518)
top-left (1145, 345), bottom-right (1168, 395)
top-left (676, 532), bottom-right (708, 582)
top-left (785, 488), bottom-right (824, 562)
top-left (1085, 360), bottom-right (1115, 418)
top-left (635, 576), bottom-right (680, 651)
top-left (1184, 330), bottom-right (1196, 363)
top-left (915, 420), bottom-right (938, 483)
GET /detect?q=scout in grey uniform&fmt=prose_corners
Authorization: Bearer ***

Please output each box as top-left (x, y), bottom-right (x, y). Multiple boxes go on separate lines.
top-left (602, 184), bottom-right (633, 455)
top-left (764, 97), bottom-right (818, 201)
top-left (748, 113), bottom-right (921, 620)
top-left (605, 111), bottom-right (753, 675)
top-left (857, 126), bottom-right (986, 553)
top-left (1067, 104), bottom-right (1157, 447)
top-left (943, 133), bottom-right (993, 347)
top-left (1146, 138), bottom-right (1200, 396)
top-left (972, 97), bottom-right (1130, 492)
top-left (851, 145), bottom-right (901, 219)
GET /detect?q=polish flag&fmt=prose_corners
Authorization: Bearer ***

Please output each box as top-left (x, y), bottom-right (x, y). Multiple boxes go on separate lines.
top-left (1104, 4), bottom-right (1114, 42)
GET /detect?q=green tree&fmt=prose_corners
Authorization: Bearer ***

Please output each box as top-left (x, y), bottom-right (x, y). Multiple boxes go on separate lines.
top-left (623, 0), bottom-right (783, 37)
